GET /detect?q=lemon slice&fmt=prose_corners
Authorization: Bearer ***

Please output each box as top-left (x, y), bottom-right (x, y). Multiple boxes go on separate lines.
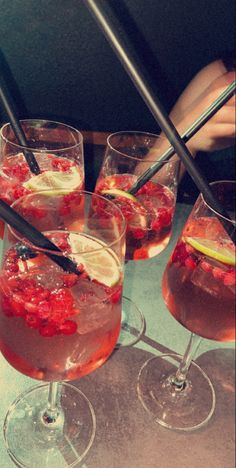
top-left (101, 188), bottom-right (147, 228)
top-left (23, 166), bottom-right (81, 195)
top-left (101, 188), bottom-right (137, 201)
top-left (69, 233), bottom-right (121, 287)
top-left (185, 237), bottom-right (236, 266)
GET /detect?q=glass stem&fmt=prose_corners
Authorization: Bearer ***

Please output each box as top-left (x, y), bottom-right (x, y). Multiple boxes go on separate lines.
top-left (171, 333), bottom-right (201, 390)
top-left (42, 382), bottom-right (61, 425)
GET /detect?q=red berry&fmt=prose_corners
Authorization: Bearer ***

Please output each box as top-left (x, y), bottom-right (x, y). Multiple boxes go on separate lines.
top-left (63, 192), bottom-right (81, 204)
top-left (223, 270), bottom-right (236, 286)
top-left (185, 256), bottom-right (197, 270)
top-left (63, 273), bottom-right (79, 287)
top-left (110, 285), bottom-right (122, 304)
top-left (38, 301), bottom-right (52, 319)
top-left (151, 219), bottom-right (162, 232)
top-left (201, 261), bottom-right (212, 273)
top-left (8, 263), bottom-right (19, 273)
top-left (133, 247), bottom-right (148, 260)
top-left (171, 242), bottom-right (189, 264)
top-left (26, 314), bottom-right (41, 329)
top-left (212, 267), bottom-right (225, 281)
top-left (39, 322), bottom-right (57, 337)
top-left (12, 186), bottom-right (30, 201)
top-left (151, 208), bottom-right (172, 232)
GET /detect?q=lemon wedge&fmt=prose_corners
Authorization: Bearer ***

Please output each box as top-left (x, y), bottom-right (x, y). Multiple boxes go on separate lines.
top-left (101, 188), bottom-right (147, 228)
top-left (23, 166), bottom-right (81, 195)
top-left (185, 237), bottom-right (236, 266)
top-left (101, 188), bottom-right (137, 201)
top-left (69, 233), bottom-right (121, 287)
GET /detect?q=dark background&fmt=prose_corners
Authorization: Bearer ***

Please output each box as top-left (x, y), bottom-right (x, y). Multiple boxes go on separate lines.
top-left (0, 0), bottom-right (235, 196)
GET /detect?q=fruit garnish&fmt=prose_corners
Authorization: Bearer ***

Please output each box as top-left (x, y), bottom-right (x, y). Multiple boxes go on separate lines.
top-left (101, 188), bottom-right (137, 202)
top-left (69, 233), bottom-right (121, 287)
top-left (101, 188), bottom-right (148, 229)
top-left (184, 237), bottom-right (236, 266)
top-left (23, 166), bottom-right (81, 195)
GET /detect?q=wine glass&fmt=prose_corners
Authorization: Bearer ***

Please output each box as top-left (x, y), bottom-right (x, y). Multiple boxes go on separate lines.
top-left (95, 131), bottom-right (180, 346)
top-left (0, 190), bottom-right (126, 467)
top-left (0, 119), bottom-right (84, 239)
top-left (137, 180), bottom-right (235, 431)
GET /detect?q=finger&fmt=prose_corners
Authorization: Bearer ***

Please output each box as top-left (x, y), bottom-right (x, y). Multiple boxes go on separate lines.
top-left (208, 106), bottom-right (236, 125)
top-left (207, 122), bottom-right (236, 139)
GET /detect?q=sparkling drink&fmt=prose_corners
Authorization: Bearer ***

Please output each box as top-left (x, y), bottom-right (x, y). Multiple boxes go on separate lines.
top-left (0, 233), bottom-right (122, 381)
top-left (137, 181), bottom-right (235, 431)
top-left (162, 217), bottom-right (235, 342)
top-left (0, 119), bottom-right (84, 239)
top-left (0, 152), bottom-right (84, 206)
top-left (94, 131), bottom-right (179, 347)
top-left (0, 191), bottom-right (126, 466)
top-left (96, 174), bottom-right (175, 260)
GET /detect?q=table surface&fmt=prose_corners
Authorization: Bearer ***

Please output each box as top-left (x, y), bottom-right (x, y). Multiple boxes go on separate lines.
top-left (0, 203), bottom-right (235, 468)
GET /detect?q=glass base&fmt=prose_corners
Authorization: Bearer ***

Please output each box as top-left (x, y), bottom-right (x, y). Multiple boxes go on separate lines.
top-left (3, 382), bottom-right (96, 467)
top-left (137, 353), bottom-right (216, 431)
top-left (116, 296), bottom-right (145, 347)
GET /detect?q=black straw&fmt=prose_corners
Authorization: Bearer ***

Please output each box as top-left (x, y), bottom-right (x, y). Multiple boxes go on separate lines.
top-left (0, 199), bottom-right (81, 275)
top-left (0, 83), bottom-right (41, 175)
top-left (129, 81), bottom-right (236, 195)
top-left (84, 0), bottom-right (235, 244)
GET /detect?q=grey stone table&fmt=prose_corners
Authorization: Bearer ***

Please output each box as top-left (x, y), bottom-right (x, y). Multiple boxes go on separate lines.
top-left (0, 204), bottom-right (235, 468)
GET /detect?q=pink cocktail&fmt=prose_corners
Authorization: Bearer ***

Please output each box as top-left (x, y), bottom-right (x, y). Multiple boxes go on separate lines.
top-left (138, 180), bottom-right (235, 431)
top-left (163, 216), bottom-right (235, 342)
top-left (0, 152), bottom-right (83, 205)
top-left (96, 173), bottom-right (175, 260)
top-left (95, 131), bottom-right (179, 346)
top-left (0, 235), bottom-right (122, 382)
top-left (0, 119), bottom-right (84, 238)
top-left (0, 190), bottom-right (126, 467)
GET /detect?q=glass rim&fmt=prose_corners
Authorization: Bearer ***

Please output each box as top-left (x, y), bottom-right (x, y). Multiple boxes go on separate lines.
top-left (201, 180), bottom-right (236, 225)
top-left (0, 119), bottom-right (84, 153)
top-left (107, 130), bottom-right (167, 163)
top-left (9, 190), bottom-right (127, 256)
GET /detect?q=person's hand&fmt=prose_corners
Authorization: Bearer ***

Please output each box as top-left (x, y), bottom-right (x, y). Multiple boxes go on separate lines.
top-left (176, 71), bottom-right (235, 156)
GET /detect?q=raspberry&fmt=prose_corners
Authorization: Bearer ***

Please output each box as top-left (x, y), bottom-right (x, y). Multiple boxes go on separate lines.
top-left (185, 256), bottom-right (197, 270)
top-left (212, 267), bottom-right (226, 281)
top-left (12, 186), bottom-right (30, 201)
top-left (151, 208), bottom-right (172, 232)
top-left (24, 301), bottom-right (38, 314)
top-left (11, 298), bottom-right (26, 317)
top-left (171, 242), bottom-right (189, 264)
top-left (38, 301), bottom-right (52, 319)
top-left (63, 273), bottom-right (79, 287)
top-left (201, 261), bottom-right (212, 273)
top-left (110, 285), bottom-right (122, 304)
top-left (26, 314), bottom-right (41, 329)
top-left (51, 158), bottom-right (72, 172)
top-left (63, 192), bottom-right (81, 204)
top-left (133, 247), bottom-right (148, 260)
top-left (51, 288), bottom-right (74, 307)
top-left (223, 270), bottom-right (236, 286)
top-left (8, 263), bottom-right (19, 273)
top-left (151, 219), bottom-right (162, 232)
